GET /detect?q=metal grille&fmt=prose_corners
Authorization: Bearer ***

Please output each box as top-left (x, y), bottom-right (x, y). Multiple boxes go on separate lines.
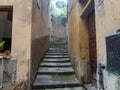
top-left (106, 34), bottom-right (120, 75)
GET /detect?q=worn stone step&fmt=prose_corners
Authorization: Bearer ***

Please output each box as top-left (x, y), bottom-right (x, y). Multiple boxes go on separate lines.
top-left (49, 48), bottom-right (67, 51)
top-left (43, 58), bottom-right (70, 62)
top-left (44, 55), bottom-right (68, 58)
top-left (48, 49), bottom-right (68, 52)
top-left (85, 84), bottom-right (97, 90)
top-left (38, 67), bottom-right (74, 74)
top-left (33, 74), bottom-right (80, 89)
top-left (47, 51), bottom-right (68, 53)
top-left (40, 62), bottom-right (72, 67)
top-left (33, 87), bottom-right (84, 90)
top-left (33, 82), bottom-right (80, 89)
top-left (46, 53), bottom-right (68, 55)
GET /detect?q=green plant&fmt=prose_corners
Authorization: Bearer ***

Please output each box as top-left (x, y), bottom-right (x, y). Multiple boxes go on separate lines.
top-left (4, 50), bottom-right (11, 55)
top-left (0, 41), bottom-right (5, 51)
top-left (49, 0), bottom-right (67, 26)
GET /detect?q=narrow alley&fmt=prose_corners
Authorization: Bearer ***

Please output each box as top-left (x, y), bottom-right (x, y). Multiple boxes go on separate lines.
top-left (0, 0), bottom-right (120, 90)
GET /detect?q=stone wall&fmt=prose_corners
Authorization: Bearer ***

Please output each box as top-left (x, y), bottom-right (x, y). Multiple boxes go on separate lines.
top-left (50, 16), bottom-right (67, 42)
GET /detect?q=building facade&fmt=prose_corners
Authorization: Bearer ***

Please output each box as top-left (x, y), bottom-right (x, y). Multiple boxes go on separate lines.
top-left (0, 0), bottom-right (50, 90)
top-left (68, 0), bottom-right (120, 90)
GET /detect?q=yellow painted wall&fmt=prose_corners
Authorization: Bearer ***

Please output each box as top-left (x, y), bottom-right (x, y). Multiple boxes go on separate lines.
top-left (68, 0), bottom-right (120, 89)
top-left (68, 0), bottom-right (90, 84)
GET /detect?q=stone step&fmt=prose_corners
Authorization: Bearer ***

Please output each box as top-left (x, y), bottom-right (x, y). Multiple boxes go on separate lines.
top-left (85, 84), bottom-right (97, 90)
top-left (49, 48), bottom-right (67, 50)
top-left (40, 62), bottom-right (72, 67)
top-left (38, 67), bottom-right (74, 74)
top-left (47, 51), bottom-right (68, 53)
top-left (43, 58), bottom-right (70, 62)
top-left (32, 46), bottom-right (82, 90)
top-left (33, 74), bottom-right (80, 89)
top-left (48, 49), bottom-right (68, 52)
top-left (33, 87), bottom-right (84, 90)
top-left (46, 53), bottom-right (68, 55)
top-left (44, 55), bottom-right (68, 58)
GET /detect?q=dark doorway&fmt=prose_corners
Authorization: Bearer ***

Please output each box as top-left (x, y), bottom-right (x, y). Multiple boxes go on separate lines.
top-left (88, 11), bottom-right (97, 80)
top-left (0, 7), bottom-right (13, 52)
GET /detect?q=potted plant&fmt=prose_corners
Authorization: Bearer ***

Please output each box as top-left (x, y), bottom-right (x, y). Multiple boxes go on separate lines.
top-left (0, 41), bottom-right (5, 52)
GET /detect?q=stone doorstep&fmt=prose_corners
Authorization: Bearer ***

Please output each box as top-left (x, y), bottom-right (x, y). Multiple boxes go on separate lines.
top-left (38, 67), bottom-right (75, 74)
top-left (40, 62), bottom-right (72, 67)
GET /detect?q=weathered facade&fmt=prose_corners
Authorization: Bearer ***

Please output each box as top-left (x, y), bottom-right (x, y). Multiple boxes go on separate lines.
top-left (50, 16), bottom-right (67, 42)
top-left (68, 0), bottom-right (120, 90)
top-left (68, 0), bottom-right (91, 84)
top-left (0, 0), bottom-right (50, 89)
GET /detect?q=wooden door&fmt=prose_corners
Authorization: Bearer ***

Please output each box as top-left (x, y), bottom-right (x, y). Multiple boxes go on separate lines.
top-left (88, 12), bottom-right (97, 79)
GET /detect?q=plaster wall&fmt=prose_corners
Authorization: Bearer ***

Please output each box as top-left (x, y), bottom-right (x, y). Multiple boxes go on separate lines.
top-left (0, 0), bottom-right (50, 89)
top-left (68, 0), bottom-right (90, 84)
top-left (31, 0), bottom-right (50, 85)
top-left (94, 0), bottom-right (120, 89)
top-left (68, 0), bottom-right (120, 89)
top-left (0, 0), bottom-right (32, 89)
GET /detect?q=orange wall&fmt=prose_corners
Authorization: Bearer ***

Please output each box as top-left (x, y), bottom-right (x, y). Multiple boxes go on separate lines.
top-left (68, 0), bottom-right (90, 84)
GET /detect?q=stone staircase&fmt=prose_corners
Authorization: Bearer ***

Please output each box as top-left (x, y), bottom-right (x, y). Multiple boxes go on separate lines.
top-left (32, 47), bottom-right (85, 90)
